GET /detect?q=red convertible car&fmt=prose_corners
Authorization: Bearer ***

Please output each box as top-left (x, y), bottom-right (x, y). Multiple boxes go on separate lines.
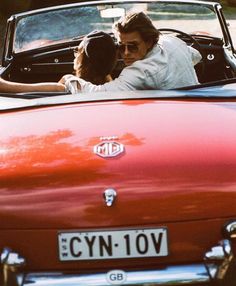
top-left (1, 0), bottom-right (236, 285)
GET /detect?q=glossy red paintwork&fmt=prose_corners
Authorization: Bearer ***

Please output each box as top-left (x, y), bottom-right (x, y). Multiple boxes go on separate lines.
top-left (1, 98), bottom-right (236, 270)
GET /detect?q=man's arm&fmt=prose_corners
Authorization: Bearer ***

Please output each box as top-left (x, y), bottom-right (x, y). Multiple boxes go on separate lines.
top-left (63, 65), bottom-right (146, 93)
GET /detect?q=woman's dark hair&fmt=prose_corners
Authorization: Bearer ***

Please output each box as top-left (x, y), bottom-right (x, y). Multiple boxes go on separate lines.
top-left (113, 12), bottom-right (160, 45)
top-left (75, 31), bottom-right (117, 85)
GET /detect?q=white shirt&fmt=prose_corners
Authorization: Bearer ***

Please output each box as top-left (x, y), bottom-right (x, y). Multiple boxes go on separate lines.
top-left (65, 35), bottom-right (202, 93)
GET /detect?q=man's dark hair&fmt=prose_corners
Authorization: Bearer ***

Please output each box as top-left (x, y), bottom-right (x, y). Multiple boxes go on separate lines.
top-left (113, 12), bottom-right (160, 45)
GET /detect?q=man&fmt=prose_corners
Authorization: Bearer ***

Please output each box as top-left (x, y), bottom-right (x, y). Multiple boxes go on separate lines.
top-left (64, 11), bottom-right (202, 93)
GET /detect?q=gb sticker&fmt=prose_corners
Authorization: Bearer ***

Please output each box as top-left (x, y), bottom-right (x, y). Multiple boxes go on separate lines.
top-left (106, 270), bottom-right (127, 285)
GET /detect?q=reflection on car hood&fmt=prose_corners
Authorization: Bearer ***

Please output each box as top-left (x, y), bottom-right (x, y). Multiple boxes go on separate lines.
top-left (1, 92), bottom-right (236, 230)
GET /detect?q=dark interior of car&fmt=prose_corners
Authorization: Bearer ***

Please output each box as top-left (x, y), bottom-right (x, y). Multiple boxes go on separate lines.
top-left (1, 32), bottom-right (235, 87)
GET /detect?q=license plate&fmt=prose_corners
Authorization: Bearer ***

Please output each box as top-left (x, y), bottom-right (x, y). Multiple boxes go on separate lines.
top-left (58, 228), bottom-right (168, 261)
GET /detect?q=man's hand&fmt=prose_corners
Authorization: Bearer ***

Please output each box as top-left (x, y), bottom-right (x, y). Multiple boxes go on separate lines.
top-left (60, 74), bottom-right (82, 94)
top-left (58, 74), bottom-right (75, 85)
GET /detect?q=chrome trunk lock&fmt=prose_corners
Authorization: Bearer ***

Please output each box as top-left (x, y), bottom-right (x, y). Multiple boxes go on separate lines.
top-left (0, 248), bottom-right (25, 286)
top-left (103, 188), bottom-right (117, 207)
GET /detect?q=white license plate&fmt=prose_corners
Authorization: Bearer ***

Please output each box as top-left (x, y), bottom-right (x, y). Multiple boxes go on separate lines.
top-left (58, 228), bottom-right (168, 261)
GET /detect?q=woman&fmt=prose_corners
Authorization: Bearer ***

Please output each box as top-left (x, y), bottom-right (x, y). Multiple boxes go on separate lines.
top-left (60, 30), bottom-right (118, 93)
top-left (73, 30), bottom-right (117, 85)
top-left (0, 30), bottom-right (117, 93)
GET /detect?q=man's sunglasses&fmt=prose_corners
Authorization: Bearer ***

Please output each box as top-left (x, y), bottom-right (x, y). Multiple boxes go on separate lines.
top-left (118, 43), bottom-right (139, 54)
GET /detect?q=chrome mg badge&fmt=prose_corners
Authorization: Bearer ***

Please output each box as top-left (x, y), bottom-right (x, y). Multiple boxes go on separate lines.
top-left (94, 141), bottom-right (125, 158)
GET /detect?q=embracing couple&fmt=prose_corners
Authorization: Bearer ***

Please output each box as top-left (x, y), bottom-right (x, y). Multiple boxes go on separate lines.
top-left (0, 12), bottom-right (201, 93)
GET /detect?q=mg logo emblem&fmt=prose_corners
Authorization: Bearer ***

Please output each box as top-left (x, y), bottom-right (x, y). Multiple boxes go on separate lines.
top-left (94, 141), bottom-right (125, 158)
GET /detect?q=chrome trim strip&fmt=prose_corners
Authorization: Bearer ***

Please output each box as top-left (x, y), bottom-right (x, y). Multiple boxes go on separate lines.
top-left (24, 264), bottom-right (210, 286)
